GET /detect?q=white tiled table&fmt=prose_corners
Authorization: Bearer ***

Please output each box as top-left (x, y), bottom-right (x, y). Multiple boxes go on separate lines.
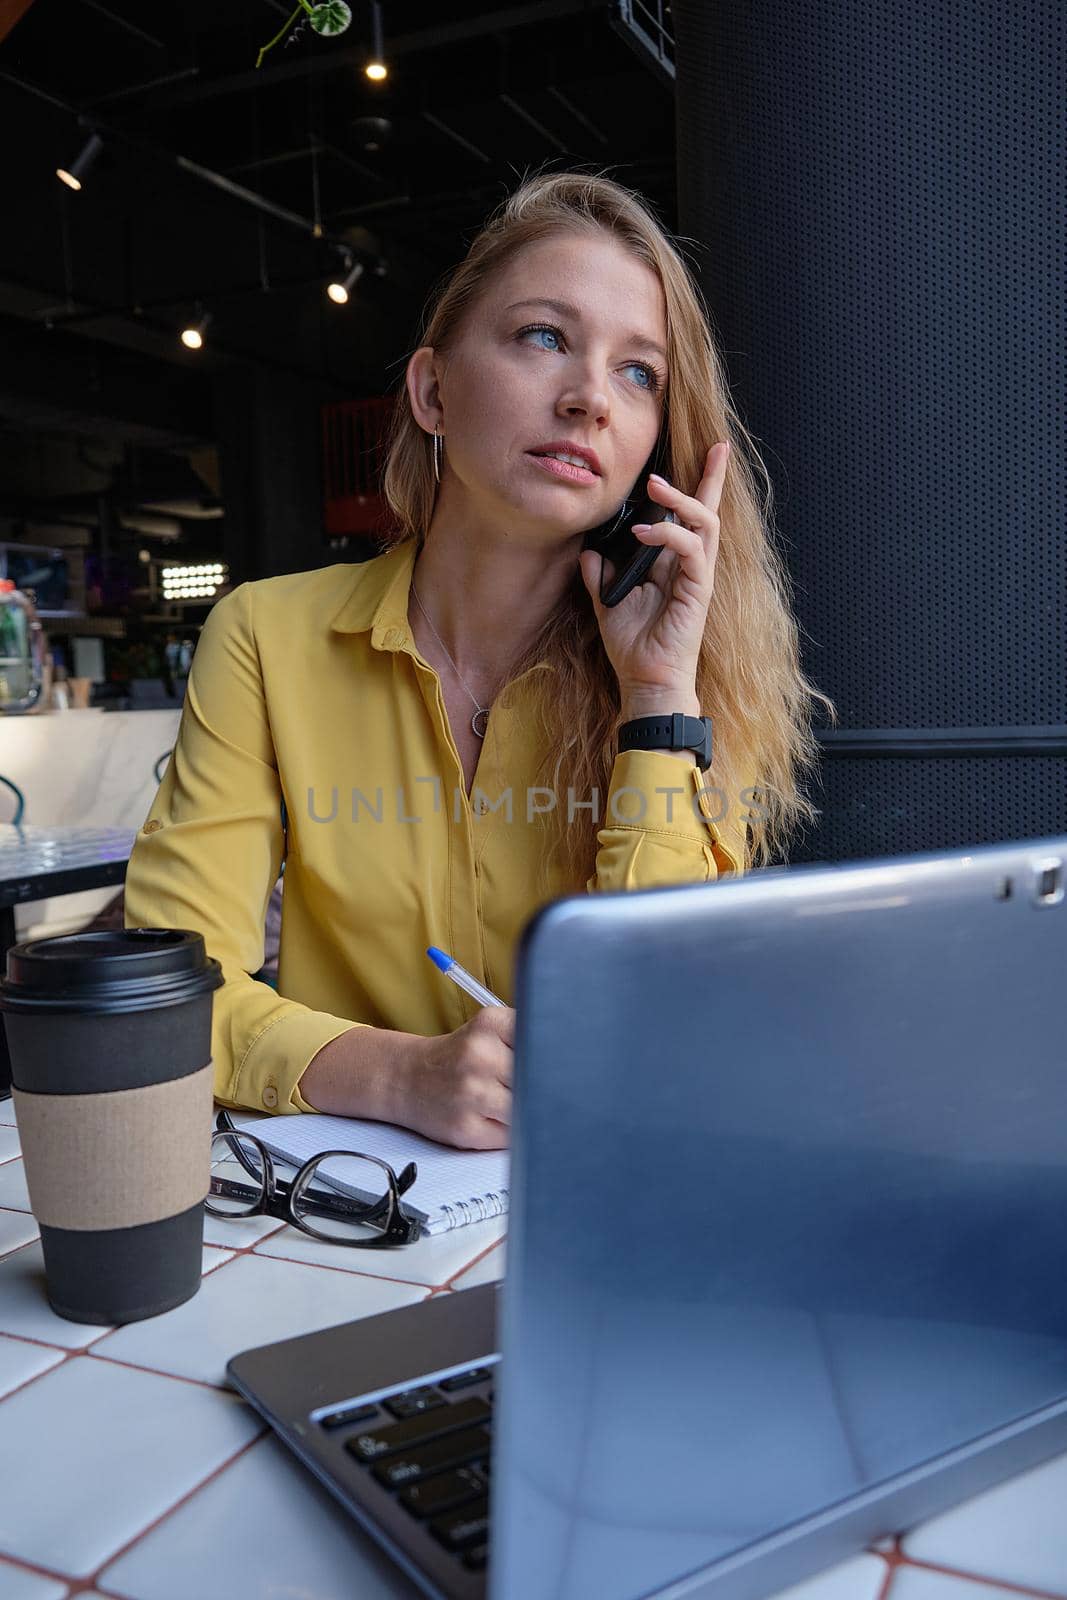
top-left (1, 1101), bottom-right (1066, 1600)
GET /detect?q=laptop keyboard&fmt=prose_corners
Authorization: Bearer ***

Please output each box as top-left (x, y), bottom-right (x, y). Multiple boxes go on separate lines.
top-left (318, 1368), bottom-right (496, 1572)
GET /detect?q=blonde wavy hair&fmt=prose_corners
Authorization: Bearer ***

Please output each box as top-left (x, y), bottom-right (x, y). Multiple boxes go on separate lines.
top-left (378, 168), bottom-right (836, 891)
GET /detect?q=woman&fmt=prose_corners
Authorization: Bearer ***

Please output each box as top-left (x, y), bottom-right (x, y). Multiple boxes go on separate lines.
top-left (124, 170), bottom-right (834, 1147)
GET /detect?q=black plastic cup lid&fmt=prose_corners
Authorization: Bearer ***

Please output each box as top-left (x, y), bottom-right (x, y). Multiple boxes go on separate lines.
top-left (0, 928), bottom-right (224, 1015)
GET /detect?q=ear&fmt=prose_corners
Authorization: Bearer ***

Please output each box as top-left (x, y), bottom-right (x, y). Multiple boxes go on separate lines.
top-left (406, 346), bottom-right (445, 436)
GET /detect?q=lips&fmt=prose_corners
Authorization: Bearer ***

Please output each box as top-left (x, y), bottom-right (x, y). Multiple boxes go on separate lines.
top-left (527, 453), bottom-right (598, 485)
top-left (527, 441), bottom-right (602, 476)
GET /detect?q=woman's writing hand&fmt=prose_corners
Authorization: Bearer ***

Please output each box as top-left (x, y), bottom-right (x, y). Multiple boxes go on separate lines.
top-left (578, 442), bottom-right (730, 697)
top-left (399, 1007), bottom-right (514, 1150)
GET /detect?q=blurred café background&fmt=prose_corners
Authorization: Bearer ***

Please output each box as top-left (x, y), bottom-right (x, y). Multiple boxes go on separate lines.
top-left (0, 0), bottom-right (1063, 952)
top-left (0, 0), bottom-right (682, 949)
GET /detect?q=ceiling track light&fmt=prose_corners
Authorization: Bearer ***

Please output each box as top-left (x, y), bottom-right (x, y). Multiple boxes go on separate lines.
top-left (327, 259), bottom-right (365, 306)
top-left (180, 310), bottom-right (213, 351)
top-left (365, 1), bottom-right (387, 80)
top-left (56, 131), bottom-right (104, 192)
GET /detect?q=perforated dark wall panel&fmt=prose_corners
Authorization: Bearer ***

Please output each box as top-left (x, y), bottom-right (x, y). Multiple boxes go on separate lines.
top-left (802, 755), bottom-right (1065, 864)
top-left (672, 0), bottom-right (1065, 862)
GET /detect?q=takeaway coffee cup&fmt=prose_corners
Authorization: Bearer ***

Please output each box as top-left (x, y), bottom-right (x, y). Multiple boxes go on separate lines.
top-left (0, 928), bottom-right (223, 1325)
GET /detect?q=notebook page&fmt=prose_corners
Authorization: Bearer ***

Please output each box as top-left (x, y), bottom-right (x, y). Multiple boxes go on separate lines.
top-left (230, 1112), bottom-right (509, 1234)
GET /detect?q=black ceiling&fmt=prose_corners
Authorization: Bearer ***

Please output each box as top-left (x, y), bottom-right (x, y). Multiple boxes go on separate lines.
top-left (0, 0), bottom-right (677, 415)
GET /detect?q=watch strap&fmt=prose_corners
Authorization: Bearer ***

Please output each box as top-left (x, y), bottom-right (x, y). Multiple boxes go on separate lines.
top-left (617, 712), bottom-right (713, 770)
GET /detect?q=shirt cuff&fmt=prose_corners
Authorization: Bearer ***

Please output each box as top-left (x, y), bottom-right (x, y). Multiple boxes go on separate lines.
top-left (604, 748), bottom-right (744, 871)
top-left (226, 1010), bottom-right (371, 1115)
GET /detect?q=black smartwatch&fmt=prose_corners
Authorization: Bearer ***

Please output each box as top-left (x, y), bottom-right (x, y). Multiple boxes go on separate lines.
top-left (617, 712), bottom-right (713, 771)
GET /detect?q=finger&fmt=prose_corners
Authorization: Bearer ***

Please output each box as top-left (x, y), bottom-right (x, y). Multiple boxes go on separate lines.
top-left (632, 520), bottom-right (713, 595)
top-left (482, 1004), bottom-right (516, 1049)
top-left (471, 1119), bottom-right (509, 1150)
top-left (578, 549), bottom-right (618, 613)
top-left (474, 1002), bottom-right (514, 1032)
top-left (632, 522), bottom-right (705, 561)
top-left (480, 1081), bottom-right (512, 1125)
top-left (647, 480), bottom-right (716, 538)
top-left (700, 441), bottom-right (731, 517)
top-left (648, 442), bottom-right (730, 524)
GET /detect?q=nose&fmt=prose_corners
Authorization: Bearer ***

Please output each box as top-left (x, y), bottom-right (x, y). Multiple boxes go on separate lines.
top-left (556, 379), bottom-right (610, 427)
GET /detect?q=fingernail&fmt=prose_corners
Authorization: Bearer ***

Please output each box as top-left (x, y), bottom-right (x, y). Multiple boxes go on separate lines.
top-left (631, 524), bottom-right (651, 534)
top-left (649, 473), bottom-right (668, 485)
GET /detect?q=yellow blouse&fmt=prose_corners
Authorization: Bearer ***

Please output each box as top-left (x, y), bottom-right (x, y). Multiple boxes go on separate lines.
top-left (123, 540), bottom-right (750, 1115)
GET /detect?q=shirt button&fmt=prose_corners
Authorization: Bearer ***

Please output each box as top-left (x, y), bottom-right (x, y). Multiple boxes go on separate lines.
top-left (262, 1085), bottom-right (279, 1109)
top-left (143, 820), bottom-right (163, 834)
top-left (384, 628), bottom-right (400, 646)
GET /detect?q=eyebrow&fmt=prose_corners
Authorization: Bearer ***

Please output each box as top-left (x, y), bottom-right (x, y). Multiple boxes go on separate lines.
top-left (503, 298), bottom-right (668, 364)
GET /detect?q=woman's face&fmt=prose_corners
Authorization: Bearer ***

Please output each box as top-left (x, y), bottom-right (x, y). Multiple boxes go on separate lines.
top-left (429, 233), bottom-right (669, 539)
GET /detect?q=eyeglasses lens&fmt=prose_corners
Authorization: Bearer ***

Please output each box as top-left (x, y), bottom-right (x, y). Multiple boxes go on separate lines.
top-left (293, 1153), bottom-right (395, 1241)
top-left (208, 1130), bottom-right (267, 1216)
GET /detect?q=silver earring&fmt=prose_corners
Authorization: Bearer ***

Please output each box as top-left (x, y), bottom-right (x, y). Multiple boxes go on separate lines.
top-left (432, 424), bottom-right (443, 485)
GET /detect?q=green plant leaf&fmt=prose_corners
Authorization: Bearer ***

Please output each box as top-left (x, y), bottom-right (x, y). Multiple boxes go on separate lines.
top-left (310, 1), bottom-right (352, 36)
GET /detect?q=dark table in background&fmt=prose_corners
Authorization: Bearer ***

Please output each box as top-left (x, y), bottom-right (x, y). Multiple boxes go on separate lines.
top-left (0, 824), bottom-right (136, 1097)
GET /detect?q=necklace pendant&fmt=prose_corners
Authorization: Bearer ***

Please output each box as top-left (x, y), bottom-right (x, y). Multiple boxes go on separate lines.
top-left (471, 708), bottom-right (489, 740)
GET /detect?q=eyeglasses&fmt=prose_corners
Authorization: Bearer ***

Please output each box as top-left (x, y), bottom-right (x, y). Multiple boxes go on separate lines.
top-left (206, 1109), bottom-right (421, 1248)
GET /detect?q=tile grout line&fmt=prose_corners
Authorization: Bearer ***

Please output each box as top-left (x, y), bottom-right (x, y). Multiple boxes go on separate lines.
top-left (0, 1227), bottom-right (39, 1266)
top-left (878, 1542), bottom-right (905, 1598)
top-left (0, 1427), bottom-right (268, 1598)
top-left (245, 1234), bottom-right (448, 1291)
top-left (895, 1554), bottom-right (1067, 1600)
top-left (211, 1215), bottom-right (490, 1292)
top-left (441, 1235), bottom-right (504, 1289)
top-left (0, 1335), bottom-right (250, 1415)
top-left (0, 1346), bottom-right (72, 1409)
top-left (0, 1319), bottom-right (114, 1355)
top-left (83, 1430), bottom-right (267, 1597)
top-left (82, 1345), bottom-right (248, 1394)
top-left (0, 1550), bottom-right (86, 1591)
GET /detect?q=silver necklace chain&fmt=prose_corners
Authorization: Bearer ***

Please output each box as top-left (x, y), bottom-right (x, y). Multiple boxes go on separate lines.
top-left (410, 580), bottom-right (491, 740)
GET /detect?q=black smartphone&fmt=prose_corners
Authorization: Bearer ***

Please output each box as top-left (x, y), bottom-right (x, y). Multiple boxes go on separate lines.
top-left (579, 429), bottom-right (678, 607)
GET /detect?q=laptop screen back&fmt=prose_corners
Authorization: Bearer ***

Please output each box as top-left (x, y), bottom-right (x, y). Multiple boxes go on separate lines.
top-left (493, 837), bottom-right (1067, 1599)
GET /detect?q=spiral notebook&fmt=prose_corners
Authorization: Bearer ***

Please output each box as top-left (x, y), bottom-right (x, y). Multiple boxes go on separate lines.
top-left (230, 1111), bottom-right (509, 1235)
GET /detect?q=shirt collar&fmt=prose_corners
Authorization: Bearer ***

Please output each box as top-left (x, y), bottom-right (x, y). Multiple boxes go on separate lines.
top-left (329, 537), bottom-right (554, 677)
top-left (328, 539), bottom-right (419, 651)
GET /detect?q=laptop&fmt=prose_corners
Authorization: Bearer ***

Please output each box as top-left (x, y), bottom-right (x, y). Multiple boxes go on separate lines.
top-left (228, 834), bottom-right (1067, 1600)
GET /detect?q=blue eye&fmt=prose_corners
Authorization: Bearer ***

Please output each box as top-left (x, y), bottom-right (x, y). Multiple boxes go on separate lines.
top-left (525, 325), bottom-right (561, 352)
top-left (623, 362), bottom-right (656, 392)
top-left (516, 323), bottom-right (662, 395)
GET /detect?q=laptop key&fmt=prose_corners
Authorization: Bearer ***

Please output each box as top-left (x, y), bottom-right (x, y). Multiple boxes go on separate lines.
top-left (439, 1367), bottom-right (493, 1392)
top-left (399, 1466), bottom-right (485, 1518)
top-left (347, 1396), bottom-right (491, 1461)
top-left (428, 1495), bottom-right (490, 1551)
top-left (367, 1424), bottom-right (491, 1488)
top-left (384, 1385), bottom-right (446, 1419)
top-left (462, 1544), bottom-right (489, 1572)
top-left (319, 1402), bottom-right (380, 1431)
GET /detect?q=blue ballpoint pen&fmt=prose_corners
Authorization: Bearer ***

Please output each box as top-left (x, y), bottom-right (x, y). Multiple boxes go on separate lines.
top-left (426, 946), bottom-right (507, 1008)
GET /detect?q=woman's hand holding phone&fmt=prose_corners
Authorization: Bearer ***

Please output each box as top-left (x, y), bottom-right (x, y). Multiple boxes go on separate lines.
top-left (578, 441), bottom-right (731, 699)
